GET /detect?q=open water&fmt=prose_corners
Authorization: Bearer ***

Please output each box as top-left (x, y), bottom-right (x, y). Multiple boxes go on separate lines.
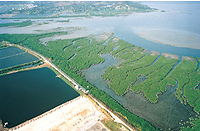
top-left (1, 1), bottom-right (200, 130)
top-left (0, 67), bottom-right (79, 128)
top-left (0, 47), bottom-right (38, 69)
top-left (83, 53), bottom-right (197, 130)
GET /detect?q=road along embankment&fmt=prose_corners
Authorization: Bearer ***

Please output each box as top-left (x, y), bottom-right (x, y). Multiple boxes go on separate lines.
top-left (3, 43), bottom-right (135, 131)
top-left (10, 96), bottom-right (107, 131)
top-left (3, 43), bottom-right (86, 92)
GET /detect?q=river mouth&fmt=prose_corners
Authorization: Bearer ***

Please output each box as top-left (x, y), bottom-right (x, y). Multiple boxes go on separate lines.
top-left (82, 53), bottom-right (197, 130)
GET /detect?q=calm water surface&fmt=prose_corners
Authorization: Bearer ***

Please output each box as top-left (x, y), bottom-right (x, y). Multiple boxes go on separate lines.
top-left (83, 54), bottom-right (197, 130)
top-left (1, 2), bottom-right (200, 130)
top-left (0, 47), bottom-right (38, 69)
top-left (0, 67), bottom-right (79, 128)
top-left (1, 2), bottom-right (200, 58)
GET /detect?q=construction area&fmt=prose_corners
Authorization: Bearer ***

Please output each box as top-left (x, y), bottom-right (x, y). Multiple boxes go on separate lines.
top-left (8, 96), bottom-right (106, 131)
top-left (5, 96), bottom-right (131, 131)
top-left (0, 44), bottom-right (133, 131)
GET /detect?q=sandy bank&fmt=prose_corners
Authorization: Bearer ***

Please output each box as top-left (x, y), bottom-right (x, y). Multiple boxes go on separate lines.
top-left (162, 53), bottom-right (179, 60)
top-left (150, 50), bottom-right (159, 56)
top-left (133, 28), bottom-right (200, 50)
top-left (11, 96), bottom-right (107, 131)
top-left (182, 56), bottom-right (196, 62)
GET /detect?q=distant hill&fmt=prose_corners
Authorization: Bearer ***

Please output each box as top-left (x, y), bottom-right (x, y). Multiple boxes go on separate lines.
top-left (0, 1), bottom-right (157, 17)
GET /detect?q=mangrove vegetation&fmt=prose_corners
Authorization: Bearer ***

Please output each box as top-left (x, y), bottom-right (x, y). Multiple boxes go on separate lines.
top-left (0, 20), bottom-right (32, 27)
top-left (0, 32), bottom-right (199, 130)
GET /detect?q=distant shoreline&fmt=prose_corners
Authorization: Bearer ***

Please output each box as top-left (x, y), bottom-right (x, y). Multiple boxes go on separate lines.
top-left (138, 34), bottom-right (200, 50)
top-left (133, 29), bottom-right (200, 50)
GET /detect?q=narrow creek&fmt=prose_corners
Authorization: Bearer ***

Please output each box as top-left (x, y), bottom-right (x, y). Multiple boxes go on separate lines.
top-left (68, 53), bottom-right (76, 61)
top-left (82, 53), bottom-right (197, 130)
top-left (166, 56), bottom-right (182, 77)
top-left (103, 36), bottom-right (114, 45)
top-left (150, 52), bottom-right (162, 65)
top-left (89, 39), bottom-right (92, 44)
top-left (195, 57), bottom-right (199, 72)
top-left (61, 37), bottom-right (198, 130)
top-left (63, 40), bottom-right (75, 51)
top-left (82, 54), bottom-right (126, 103)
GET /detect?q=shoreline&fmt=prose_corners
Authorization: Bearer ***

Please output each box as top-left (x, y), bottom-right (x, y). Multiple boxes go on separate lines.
top-left (133, 29), bottom-right (200, 50)
top-left (1, 43), bottom-right (135, 131)
top-left (10, 96), bottom-right (82, 131)
top-left (137, 33), bottom-right (200, 50)
top-left (9, 95), bottom-right (134, 131)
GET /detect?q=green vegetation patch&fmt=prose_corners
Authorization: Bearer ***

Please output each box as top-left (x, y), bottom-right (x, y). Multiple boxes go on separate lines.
top-left (0, 33), bottom-right (158, 130)
top-left (57, 20), bottom-right (69, 22)
top-left (1, 1), bottom-right (156, 19)
top-left (66, 38), bottom-right (105, 71)
top-left (169, 59), bottom-right (197, 103)
top-left (0, 43), bottom-right (8, 49)
top-left (3, 33), bottom-right (200, 130)
top-left (0, 20), bottom-right (32, 27)
top-left (181, 117), bottom-right (200, 131)
top-left (102, 119), bottom-right (125, 131)
top-left (103, 51), bottom-right (179, 103)
top-left (160, 57), bottom-right (200, 130)
top-left (0, 60), bottom-right (43, 76)
top-left (198, 58), bottom-right (200, 73)
top-left (131, 56), bottom-right (178, 103)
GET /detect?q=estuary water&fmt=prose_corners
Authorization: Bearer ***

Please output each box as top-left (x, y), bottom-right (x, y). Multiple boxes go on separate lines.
top-left (0, 1), bottom-right (200, 130)
top-left (0, 67), bottom-right (79, 128)
top-left (1, 2), bottom-right (200, 58)
top-left (82, 4), bottom-right (200, 130)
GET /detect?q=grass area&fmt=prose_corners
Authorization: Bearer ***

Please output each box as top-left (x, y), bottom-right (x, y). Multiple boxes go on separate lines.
top-left (57, 20), bottom-right (69, 22)
top-left (183, 72), bottom-right (200, 112)
top-left (168, 59), bottom-right (197, 103)
top-left (0, 60), bottom-right (43, 76)
top-left (2, 33), bottom-right (200, 130)
top-left (0, 43), bottom-right (8, 49)
top-left (0, 33), bottom-right (158, 130)
top-left (131, 56), bottom-right (178, 103)
top-left (103, 53), bottom-right (178, 103)
top-left (102, 119), bottom-right (129, 131)
top-left (181, 117), bottom-right (200, 131)
top-left (0, 20), bottom-right (32, 27)
top-left (198, 58), bottom-right (200, 73)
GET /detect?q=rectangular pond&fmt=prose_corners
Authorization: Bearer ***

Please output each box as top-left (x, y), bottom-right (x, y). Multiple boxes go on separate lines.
top-left (0, 47), bottom-right (39, 69)
top-left (0, 67), bottom-right (80, 128)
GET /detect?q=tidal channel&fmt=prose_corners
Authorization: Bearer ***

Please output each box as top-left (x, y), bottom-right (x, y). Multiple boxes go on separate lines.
top-left (83, 53), bottom-right (197, 130)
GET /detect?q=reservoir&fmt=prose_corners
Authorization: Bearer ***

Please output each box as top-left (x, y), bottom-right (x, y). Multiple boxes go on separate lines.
top-left (0, 67), bottom-right (80, 128)
top-left (0, 47), bottom-right (39, 69)
top-left (0, 1), bottom-right (200, 130)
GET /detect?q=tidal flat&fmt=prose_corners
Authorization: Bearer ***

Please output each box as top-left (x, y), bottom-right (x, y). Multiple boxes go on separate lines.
top-left (1, 31), bottom-right (200, 130)
top-left (133, 28), bottom-right (200, 49)
top-left (1, 1), bottom-right (200, 130)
